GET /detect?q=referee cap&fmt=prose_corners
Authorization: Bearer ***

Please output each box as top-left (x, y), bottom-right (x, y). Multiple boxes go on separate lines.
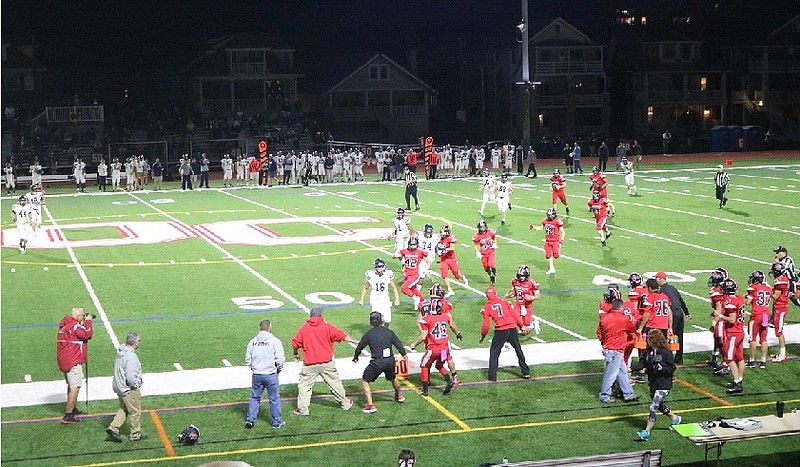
top-left (774, 245), bottom-right (788, 254)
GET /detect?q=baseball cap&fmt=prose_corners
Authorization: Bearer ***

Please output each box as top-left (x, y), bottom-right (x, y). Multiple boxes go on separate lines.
top-left (654, 272), bottom-right (667, 280)
top-left (309, 307), bottom-right (323, 317)
top-left (774, 246), bottom-right (788, 254)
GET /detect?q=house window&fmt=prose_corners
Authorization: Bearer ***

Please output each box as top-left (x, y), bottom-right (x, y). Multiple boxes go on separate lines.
top-left (679, 43), bottom-right (692, 61)
top-left (641, 16), bottom-right (647, 25)
top-left (647, 106), bottom-right (654, 123)
top-left (662, 44), bottom-right (676, 61)
top-left (369, 65), bottom-right (389, 80)
top-left (700, 77), bottom-right (707, 91)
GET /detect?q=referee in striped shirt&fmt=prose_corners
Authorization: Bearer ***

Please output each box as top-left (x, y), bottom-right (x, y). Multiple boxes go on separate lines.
top-left (714, 165), bottom-right (730, 209)
top-left (403, 166), bottom-right (420, 211)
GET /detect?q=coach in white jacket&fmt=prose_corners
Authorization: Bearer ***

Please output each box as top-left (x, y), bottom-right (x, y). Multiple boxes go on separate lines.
top-left (245, 319), bottom-right (286, 429)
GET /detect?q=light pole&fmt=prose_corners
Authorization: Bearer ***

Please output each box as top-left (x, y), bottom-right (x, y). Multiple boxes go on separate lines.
top-left (515, 0), bottom-right (540, 174)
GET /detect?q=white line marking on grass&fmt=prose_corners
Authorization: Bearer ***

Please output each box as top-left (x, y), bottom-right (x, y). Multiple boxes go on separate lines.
top-left (719, 229), bottom-right (729, 233)
top-left (745, 229), bottom-right (757, 233)
top-left (173, 363), bottom-right (183, 371)
top-left (532, 336), bottom-right (546, 343)
top-left (128, 194), bottom-right (310, 313)
top-left (42, 206), bottom-right (121, 349)
top-left (449, 343), bottom-right (461, 350)
top-left (569, 238), bottom-right (578, 242)
top-left (670, 232), bottom-right (681, 237)
top-left (24, 374), bottom-right (32, 383)
top-left (306, 188), bottom-right (592, 341)
top-left (619, 235), bottom-right (631, 239)
top-left (697, 231), bottom-right (707, 235)
top-left (222, 359), bottom-right (232, 367)
top-left (692, 325), bottom-right (709, 332)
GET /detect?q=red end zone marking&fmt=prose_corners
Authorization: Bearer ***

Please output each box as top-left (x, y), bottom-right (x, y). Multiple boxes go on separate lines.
top-left (247, 223), bottom-right (279, 238)
top-left (192, 223), bottom-right (226, 243)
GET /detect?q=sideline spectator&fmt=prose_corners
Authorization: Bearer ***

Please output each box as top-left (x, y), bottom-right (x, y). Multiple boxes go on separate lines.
top-left (525, 146), bottom-right (537, 178)
top-left (571, 142), bottom-right (583, 174)
top-left (151, 158), bottom-right (163, 191)
top-left (291, 307), bottom-right (357, 415)
top-left (597, 299), bottom-right (639, 403)
top-left (56, 307), bottom-right (93, 424)
top-left (479, 287), bottom-right (530, 381)
top-left (244, 319), bottom-right (285, 429)
top-left (631, 329), bottom-right (681, 441)
top-left (654, 272), bottom-right (691, 364)
top-left (106, 332), bottom-right (145, 442)
top-left (352, 312), bottom-right (408, 414)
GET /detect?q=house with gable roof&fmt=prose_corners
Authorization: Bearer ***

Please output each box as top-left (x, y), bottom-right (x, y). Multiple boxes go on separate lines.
top-left (324, 53), bottom-right (436, 143)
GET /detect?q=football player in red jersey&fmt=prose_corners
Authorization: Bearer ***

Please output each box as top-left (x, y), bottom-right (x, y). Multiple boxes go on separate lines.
top-left (530, 208), bottom-right (565, 274)
top-left (589, 166), bottom-right (609, 198)
top-left (394, 236), bottom-right (429, 309)
top-left (418, 284), bottom-right (461, 384)
top-left (507, 265), bottom-right (541, 334)
top-left (410, 285), bottom-right (462, 396)
top-left (745, 270), bottom-right (772, 369)
top-left (708, 268), bottom-right (730, 374)
top-left (716, 278), bottom-right (746, 393)
top-left (770, 262), bottom-right (791, 362)
top-left (598, 285), bottom-right (622, 315)
top-left (636, 278), bottom-right (673, 338)
top-left (587, 192), bottom-right (612, 247)
top-left (472, 220), bottom-right (497, 284)
top-left (549, 169), bottom-right (570, 215)
top-left (436, 224), bottom-right (468, 297)
top-left (622, 288), bottom-right (642, 368)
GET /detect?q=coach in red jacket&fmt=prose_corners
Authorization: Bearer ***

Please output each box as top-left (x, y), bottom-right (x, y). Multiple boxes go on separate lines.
top-left (597, 299), bottom-right (639, 403)
top-left (480, 287), bottom-right (530, 381)
top-left (291, 307), bottom-right (359, 415)
top-left (56, 307), bottom-right (93, 424)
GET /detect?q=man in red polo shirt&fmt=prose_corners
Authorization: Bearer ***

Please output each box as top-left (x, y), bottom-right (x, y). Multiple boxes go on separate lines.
top-left (597, 299), bottom-right (639, 403)
top-left (480, 287), bottom-right (530, 381)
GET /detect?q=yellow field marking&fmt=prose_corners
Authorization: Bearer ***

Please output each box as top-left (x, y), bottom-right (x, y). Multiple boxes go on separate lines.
top-left (397, 376), bottom-right (471, 430)
top-left (148, 410), bottom-right (175, 458)
top-left (70, 397), bottom-right (800, 467)
top-left (0, 246), bottom-right (381, 268)
top-left (675, 377), bottom-right (734, 406)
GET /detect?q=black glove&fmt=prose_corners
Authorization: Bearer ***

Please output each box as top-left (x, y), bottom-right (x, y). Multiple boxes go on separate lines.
top-left (352, 356), bottom-right (359, 363)
top-left (456, 333), bottom-right (463, 341)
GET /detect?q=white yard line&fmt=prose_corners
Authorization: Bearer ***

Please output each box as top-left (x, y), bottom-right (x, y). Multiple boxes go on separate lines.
top-left (128, 193), bottom-right (310, 313)
top-left (42, 206), bottom-right (121, 349)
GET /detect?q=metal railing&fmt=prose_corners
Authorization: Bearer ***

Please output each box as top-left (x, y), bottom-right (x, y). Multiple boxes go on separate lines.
top-left (201, 98), bottom-right (283, 114)
top-left (535, 61), bottom-right (603, 75)
top-left (46, 105), bottom-right (104, 123)
top-left (330, 105), bottom-right (427, 119)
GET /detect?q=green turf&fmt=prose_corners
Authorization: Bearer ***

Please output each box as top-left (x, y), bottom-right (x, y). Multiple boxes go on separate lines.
top-left (2, 160), bottom-right (799, 466)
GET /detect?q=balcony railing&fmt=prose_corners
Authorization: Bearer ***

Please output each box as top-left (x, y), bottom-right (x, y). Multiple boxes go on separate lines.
top-left (201, 98), bottom-right (282, 114)
top-left (230, 63), bottom-right (267, 75)
top-left (535, 61), bottom-right (603, 75)
top-left (537, 94), bottom-right (603, 107)
top-left (46, 105), bottom-right (104, 123)
top-left (330, 105), bottom-right (427, 119)
top-left (639, 90), bottom-right (725, 102)
top-left (749, 60), bottom-right (800, 73)
top-left (688, 90), bottom-right (725, 101)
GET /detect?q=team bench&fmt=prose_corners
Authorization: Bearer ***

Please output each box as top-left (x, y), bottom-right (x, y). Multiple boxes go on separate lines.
top-left (485, 450), bottom-right (662, 466)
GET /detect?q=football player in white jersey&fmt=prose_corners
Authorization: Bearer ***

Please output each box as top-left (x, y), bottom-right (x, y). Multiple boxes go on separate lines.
top-left (622, 157), bottom-right (637, 195)
top-left (73, 158), bottom-right (87, 192)
top-left (221, 154), bottom-right (234, 187)
top-left (478, 168), bottom-right (497, 216)
top-left (25, 185), bottom-right (44, 233)
top-left (391, 207), bottom-right (414, 256)
top-left (4, 162), bottom-right (16, 195)
top-left (496, 172), bottom-right (513, 225)
top-left (11, 195), bottom-right (33, 253)
top-left (110, 158), bottom-right (122, 191)
top-left (353, 151), bottom-right (364, 181)
top-left (359, 258), bottom-right (400, 326)
top-left (418, 223), bottom-right (438, 282)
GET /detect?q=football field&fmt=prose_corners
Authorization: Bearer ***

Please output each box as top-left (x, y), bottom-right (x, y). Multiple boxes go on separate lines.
top-left (1, 156), bottom-right (799, 466)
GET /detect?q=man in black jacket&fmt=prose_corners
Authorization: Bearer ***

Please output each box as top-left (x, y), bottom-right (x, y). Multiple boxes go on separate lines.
top-left (655, 272), bottom-right (691, 364)
top-left (353, 312), bottom-right (409, 414)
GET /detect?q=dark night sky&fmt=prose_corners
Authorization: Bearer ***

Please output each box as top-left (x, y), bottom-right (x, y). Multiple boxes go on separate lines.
top-left (3, 0), bottom-right (798, 105)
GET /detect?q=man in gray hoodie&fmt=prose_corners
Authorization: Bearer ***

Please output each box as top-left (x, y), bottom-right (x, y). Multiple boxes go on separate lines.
top-left (245, 319), bottom-right (286, 429)
top-left (106, 332), bottom-right (144, 442)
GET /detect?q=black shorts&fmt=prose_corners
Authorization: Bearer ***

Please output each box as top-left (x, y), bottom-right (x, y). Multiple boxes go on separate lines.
top-left (362, 357), bottom-right (396, 383)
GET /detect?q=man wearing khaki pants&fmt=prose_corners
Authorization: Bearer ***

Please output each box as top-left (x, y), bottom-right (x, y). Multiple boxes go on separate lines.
top-left (106, 332), bottom-right (145, 442)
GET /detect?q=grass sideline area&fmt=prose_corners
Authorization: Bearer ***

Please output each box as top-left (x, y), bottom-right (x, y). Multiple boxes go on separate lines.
top-left (2, 156), bottom-right (799, 466)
